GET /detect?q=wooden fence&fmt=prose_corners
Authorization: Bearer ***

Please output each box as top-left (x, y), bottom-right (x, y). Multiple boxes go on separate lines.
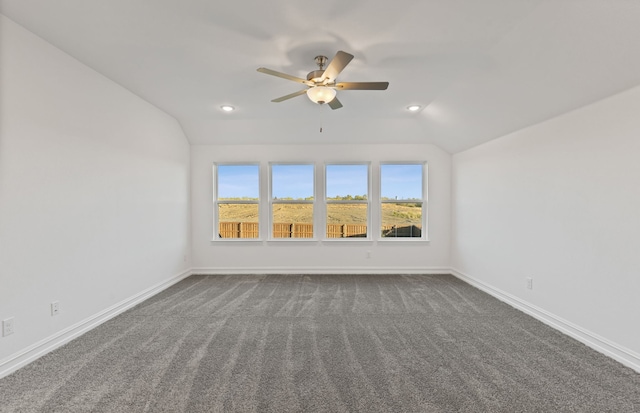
top-left (219, 222), bottom-right (367, 238)
top-left (326, 224), bottom-right (367, 238)
top-left (273, 223), bottom-right (314, 238)
top-left (381, 224), bottom-right (422, 238)
top-left (218, 222), bottom-right (259, 238)
top-left (219, 223), bottom-right (422, 238)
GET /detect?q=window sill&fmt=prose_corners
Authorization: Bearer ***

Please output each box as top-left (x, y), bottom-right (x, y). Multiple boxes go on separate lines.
top-left (211, 238), bottom-right (264, 242)
top-left (377, 237), bottom-right (430, 243)
top-left (322, 238), bottom-right (373, 242)
top-left (267, 238), bottom-right (319, 242)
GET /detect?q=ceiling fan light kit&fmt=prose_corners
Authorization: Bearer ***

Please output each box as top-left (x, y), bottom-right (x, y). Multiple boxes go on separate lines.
top-left (306, 86), bottom-right (336, 104)
top-left (257, 50), bottom-right (389, 110)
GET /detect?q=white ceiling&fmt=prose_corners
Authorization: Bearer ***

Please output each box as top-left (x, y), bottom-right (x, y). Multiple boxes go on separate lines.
top-left (2, 0), bottom-right (640, 153)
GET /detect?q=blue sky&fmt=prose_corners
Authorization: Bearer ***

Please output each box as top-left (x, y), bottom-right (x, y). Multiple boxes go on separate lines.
top-left (217, 164), bottom-right (422, 199)
top-left (326, 165), bottom-right (368, 198)
top-left (272, 164), bottom-right (314, 199)
top-left (380, 164), bottom-right (423, 199)
top-left (217, 165), bottom-right (259, 198)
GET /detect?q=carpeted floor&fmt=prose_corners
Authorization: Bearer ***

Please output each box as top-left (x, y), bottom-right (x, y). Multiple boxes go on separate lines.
top-left (1, 274), bottom-right (639, 412)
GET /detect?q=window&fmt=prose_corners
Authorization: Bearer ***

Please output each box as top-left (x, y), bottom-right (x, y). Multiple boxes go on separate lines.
top-left (270, 164), bottom-right (315, 238)
top-left (325, 164), bottom-right (369, 238)
top-left (213, 160), bottom-right (427, 242)
top-left (380, 163), bottom-right (425, 238)
top-left (214, 164), bottom-right (260, 239)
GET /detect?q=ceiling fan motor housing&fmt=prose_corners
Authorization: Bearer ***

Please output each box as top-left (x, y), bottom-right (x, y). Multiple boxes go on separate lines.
top-left (308, 55), bottom-right (330, 83)
top-left (307, 70), bottom-right (325, 83)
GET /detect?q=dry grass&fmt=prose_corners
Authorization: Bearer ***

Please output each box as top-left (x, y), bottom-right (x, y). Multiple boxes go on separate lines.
top-left (273, 204), bottom-right (313, 223)
top-left (219, 203), bottom-right (422, 226)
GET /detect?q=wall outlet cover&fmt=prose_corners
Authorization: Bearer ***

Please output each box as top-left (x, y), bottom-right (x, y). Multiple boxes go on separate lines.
top-left (2, 318), bottom-right (15, 336)
top-left (51, 301), bottom-right (60, 316)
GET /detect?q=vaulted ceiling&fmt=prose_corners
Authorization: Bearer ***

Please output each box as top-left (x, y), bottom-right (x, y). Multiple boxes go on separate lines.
top-left (2, 0), bottom-right (640, 152)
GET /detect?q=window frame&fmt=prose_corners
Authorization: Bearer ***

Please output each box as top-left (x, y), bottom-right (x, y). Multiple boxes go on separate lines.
top-left (324, 162), bottom-right (371, 240)
top-left (213, 162), bottom-right (262, 241)
top-left (379, 162), bottom-right (427, 241)
top-left (269, 162), bottom-right (316, 241)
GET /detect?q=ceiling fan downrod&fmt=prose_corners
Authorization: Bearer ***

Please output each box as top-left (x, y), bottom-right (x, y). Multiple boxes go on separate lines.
top-left (307, 55), bottom-right (329, 83)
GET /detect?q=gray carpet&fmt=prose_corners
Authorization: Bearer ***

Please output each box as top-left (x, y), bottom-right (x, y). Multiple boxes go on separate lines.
top-left (1, 274), bottom-right (639, 412)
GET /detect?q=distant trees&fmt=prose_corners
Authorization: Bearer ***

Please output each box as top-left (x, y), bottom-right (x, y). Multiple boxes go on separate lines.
top-left (273, 196), bottom-right (315, 201)
top-left (328, 194), bottom-right (367, 201)
top-left (272, 194), bottom-right (369, 201)
top-left (269, 195), bottom-right (419, 204)
top-left (381, 197), bottom-right (420, 202)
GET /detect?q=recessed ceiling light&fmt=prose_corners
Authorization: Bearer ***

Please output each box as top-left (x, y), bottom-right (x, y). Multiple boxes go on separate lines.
top-left (407, 105), bottom-right (421, 112)
top-left (220, 105), bottom-right (235, 112)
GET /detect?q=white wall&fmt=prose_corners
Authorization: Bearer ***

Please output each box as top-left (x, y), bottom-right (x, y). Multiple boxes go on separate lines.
top-left (6, 4), bottom-right (638, 381)
top-left (0, 15), bottom-right (191, 374)
top-left (451, 85), bottom-right (640, 370)
top-left (191, 144), bottom-right (451, 273)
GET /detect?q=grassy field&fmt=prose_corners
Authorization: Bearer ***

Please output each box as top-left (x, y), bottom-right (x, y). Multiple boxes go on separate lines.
top-left (219, 203), bottom-right (422, 226)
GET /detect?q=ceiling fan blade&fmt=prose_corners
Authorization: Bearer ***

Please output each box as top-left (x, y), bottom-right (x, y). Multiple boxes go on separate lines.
top-left (257, 68), bottom-right (314, 86)
top-left (321, 51), bottom-right (354, 83)
top-left (271, 89), bottom-right (308, 102)
top-left (328, 97), bottom-right (343, 110)
top-left (335, 82), bottom-right (389, 90)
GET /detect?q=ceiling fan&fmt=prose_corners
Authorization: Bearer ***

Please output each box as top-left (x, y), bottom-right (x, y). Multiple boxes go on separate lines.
top-left (257, 51), bottom-right (389, 110)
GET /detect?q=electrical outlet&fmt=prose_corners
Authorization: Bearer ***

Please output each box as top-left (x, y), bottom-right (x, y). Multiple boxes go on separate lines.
top-left (2, 318), bottom-right (15, 337)
top-left (526, 277), bottom-right (533, 290)
top-left (366, 250), bottom-right (372, 259)
top-left (183, 254), bottom-right (187, 262)
top-left (51, 301), bottom-right (60, 316)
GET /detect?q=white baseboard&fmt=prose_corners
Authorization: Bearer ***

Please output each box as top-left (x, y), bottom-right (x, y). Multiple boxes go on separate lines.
top-left (450, 268), bottom-right (640, 374)
top-left (191, 266), bottom-right (451, 275)
top-left (0, 269), bottom-right (192, 380)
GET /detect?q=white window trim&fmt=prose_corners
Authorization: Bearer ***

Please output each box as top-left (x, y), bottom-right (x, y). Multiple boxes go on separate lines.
top-left (211, 160), bottom-right (429, 243)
